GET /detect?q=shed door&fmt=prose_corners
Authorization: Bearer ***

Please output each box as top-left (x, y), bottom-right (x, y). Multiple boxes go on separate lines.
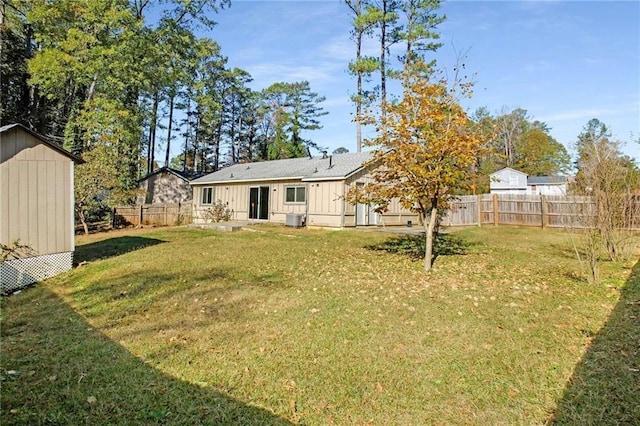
top-left (249, 186), bottom-right (269, 220)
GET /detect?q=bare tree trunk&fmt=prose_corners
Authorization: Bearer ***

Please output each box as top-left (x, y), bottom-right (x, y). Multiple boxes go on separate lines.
top-left (424, 207), bottom-right (438, 271)
top-left (148, 92), bottom-right (158, 174)
top-left (165, 94), bottom-right (175, 167)
top-left (356, 29), bottom-right (363, 152)
top-left (214, 121), bottom-right (222, 171)
top-left (380, 0), bottom-right (387, 107)
top-left (77, 209), bottom-right (89, 235)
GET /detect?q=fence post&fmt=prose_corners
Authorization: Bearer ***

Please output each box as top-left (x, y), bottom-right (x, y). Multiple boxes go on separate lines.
top-left (540, 195), bottom-right (547, 229)
top-left (164, 204), bottom-right (168, 226)
top-left (493, 194), bottom-right (499, 226)
top-left (476, 194), bottom-right (482, 227)
top-left (139, 204), bottom-right (143, 226)
top-left (111, 207), bottom-right (116, 228)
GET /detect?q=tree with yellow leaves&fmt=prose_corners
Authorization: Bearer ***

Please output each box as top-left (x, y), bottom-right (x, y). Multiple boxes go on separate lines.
top-left (349, 65), bottom-right (485, 271)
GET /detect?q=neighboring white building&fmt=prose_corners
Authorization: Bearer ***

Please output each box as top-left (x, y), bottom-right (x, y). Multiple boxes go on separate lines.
top-left (489, 167), bottom-right (528, 194)
top-left (526, 176), bottom-right (569, 196)
top-left (490, 167), bottom-right (570, 196)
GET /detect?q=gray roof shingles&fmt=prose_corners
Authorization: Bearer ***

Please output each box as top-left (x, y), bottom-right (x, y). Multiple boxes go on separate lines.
top-left (527, 176), bottom-right (568, 185)
top-left (191, 152), bottom-right (373, 184)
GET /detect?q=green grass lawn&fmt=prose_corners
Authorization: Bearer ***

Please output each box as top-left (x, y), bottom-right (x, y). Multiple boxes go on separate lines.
top-left (1, 225), bottom-right (638, 425)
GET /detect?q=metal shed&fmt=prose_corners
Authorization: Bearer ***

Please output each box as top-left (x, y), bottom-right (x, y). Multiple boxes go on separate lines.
top-left (0, 124), bottom-right (83, 293)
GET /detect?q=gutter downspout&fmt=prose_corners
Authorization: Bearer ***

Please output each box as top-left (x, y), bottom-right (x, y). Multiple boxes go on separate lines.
top-left (305, 182), bottom-right (309, 227)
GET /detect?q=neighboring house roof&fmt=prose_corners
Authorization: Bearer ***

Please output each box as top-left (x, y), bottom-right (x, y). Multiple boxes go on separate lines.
top-left (489, 167), bottom-right (527, 177)
top-left (138, 166), bottom-right (204, 183)
top-left (527, 176), bottom-right (568, 185)
top-left (0, 123), bottom-right (84, 164)
top-left (191, 152), bottom-right (373, 185)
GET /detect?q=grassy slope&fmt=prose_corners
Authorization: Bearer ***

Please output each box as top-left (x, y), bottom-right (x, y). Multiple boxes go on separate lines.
top-left (1, 225), bottom-right (637, 425)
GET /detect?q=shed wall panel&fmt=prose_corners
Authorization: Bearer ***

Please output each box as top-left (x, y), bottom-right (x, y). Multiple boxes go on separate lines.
top-left (0, 158), bottom-right (9, 243)
top-left (46, 161), bottom-right (57, 251)
top-left (1, 128), bottom-right (74, 255)
top-left (37, 162), bottom-right (48, 252)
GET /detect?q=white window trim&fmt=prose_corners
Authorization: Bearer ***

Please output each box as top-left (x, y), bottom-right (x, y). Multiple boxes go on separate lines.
top-left (201, 187), bottom-right (214, 205)
top-left (285, 185), bottom-right (306, 204)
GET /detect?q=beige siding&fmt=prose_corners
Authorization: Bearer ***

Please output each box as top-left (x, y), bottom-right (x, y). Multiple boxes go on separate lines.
top-left (0, 128), bottom-right (74, 255)
top-left (342, 170), bottom-right (419, 227)
top-left (193, 183), bottom-right (251, 223)
top-left (193, 180), bottom-right (309, 224)
top-left (190, 168), bottom-right (418, 228)
top-left (306, 180), bottom-right (345, 227)
top-left (270, 180), bottom-right (306, 223)
top-left (138, 171), bottom-right (192, 204)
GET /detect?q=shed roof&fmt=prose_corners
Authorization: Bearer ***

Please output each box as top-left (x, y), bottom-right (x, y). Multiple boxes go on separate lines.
top-left (0, 123), bottom-right (84, 164)
top-left (191, 151), bottom-right (373, 185)
top-left (527, 176), bottom-right (568, 185)
top-left (489, 167), bottom-right (527, 177)
top-left (138, 166), bottom-right (205, 183)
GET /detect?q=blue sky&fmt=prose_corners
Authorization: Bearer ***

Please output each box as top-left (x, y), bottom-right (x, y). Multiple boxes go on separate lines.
top-left (203, 0), bottom-right (639, 161)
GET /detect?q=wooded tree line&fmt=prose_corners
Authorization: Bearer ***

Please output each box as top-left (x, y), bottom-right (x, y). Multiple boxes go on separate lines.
top-left (1, 0), bottom-right (329, 203)
top-left (2, 0), bottom-right (636, 233)
top-left (345, 0), bottom-right (446, 152)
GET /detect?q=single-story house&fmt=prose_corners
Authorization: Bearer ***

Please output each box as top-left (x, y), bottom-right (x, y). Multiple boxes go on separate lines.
top-left (489, 167), bottom-right (528, 194)
top-left (137, 166), bottom-right (201, 204)
top-left (190, 152), bottom-right (418, 228)
top-left (526, 175), bottom-right (569, 196)
top-left (0, 123), bottom-right (83, 293)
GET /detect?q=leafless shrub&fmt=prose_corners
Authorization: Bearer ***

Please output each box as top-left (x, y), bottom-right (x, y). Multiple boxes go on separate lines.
top-left (567, 120), bottom-right (640, 283)
top-left (203, 200), bottom-right (232, 223)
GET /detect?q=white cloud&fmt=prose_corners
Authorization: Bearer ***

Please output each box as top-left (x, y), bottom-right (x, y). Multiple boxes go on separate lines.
top-left (538, 103), bottom-right (639, 122)
top-left (243, 61), bottom-right (345, 90)
top-left (523, 60), bottom-right (552, 74)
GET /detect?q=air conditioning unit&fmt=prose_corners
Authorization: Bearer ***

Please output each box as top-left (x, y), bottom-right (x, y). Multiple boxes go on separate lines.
top-left (285, 213), bottom-right (305, 227)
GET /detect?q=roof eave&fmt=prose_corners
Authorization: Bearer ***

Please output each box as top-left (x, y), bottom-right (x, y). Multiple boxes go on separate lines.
top-left (138, 167), bottom-right (190, 184)
top-left (191, 176), bottom-right (306, 185)
top-left (1, 123), bottom-right (85, 164)
top-left (303, 176), bottom-right (347, 182)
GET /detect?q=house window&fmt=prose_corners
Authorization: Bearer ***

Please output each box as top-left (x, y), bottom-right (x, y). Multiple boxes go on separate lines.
top-left (509, 176), bottom-right (518, 186)
top-left (201, 187), bottom-right (213, 205)
top-left (285, 186), bottom-right (306, 203)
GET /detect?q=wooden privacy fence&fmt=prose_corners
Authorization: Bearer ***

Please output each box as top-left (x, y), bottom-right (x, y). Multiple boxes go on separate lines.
top-left (443, 194), bottom-right (640, 230)
top-left (112, 203), bottom-right (192, 227)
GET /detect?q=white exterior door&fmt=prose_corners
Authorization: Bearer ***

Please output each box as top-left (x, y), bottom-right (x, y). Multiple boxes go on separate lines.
top-left (356, 203), bottom-right (367, 225)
